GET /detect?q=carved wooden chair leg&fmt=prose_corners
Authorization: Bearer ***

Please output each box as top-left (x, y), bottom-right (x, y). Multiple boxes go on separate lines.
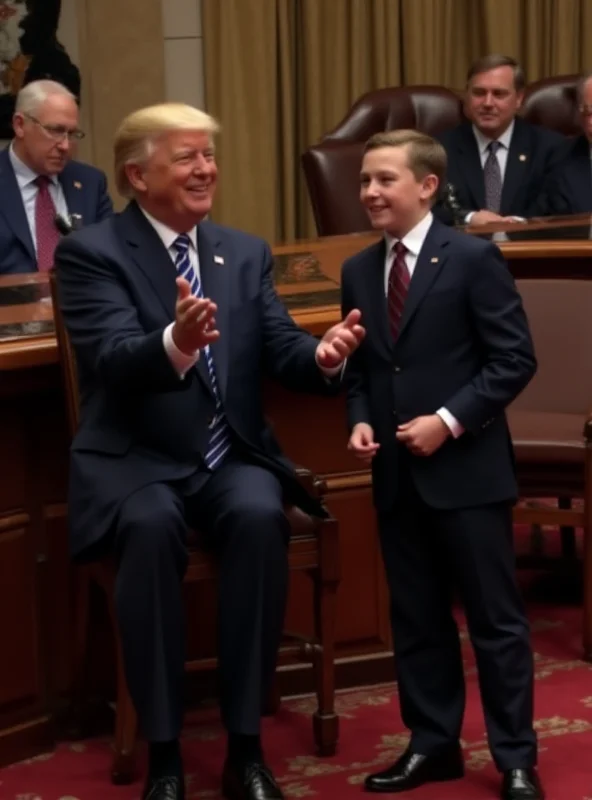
top-left (311, 518), bottom-right (340, 756)
top-left (111, 633), bottom-right (138, 784)
top-left (68, 566), bottom-right (91, 735)
top-left (559, 497), bottom-right (577, 560)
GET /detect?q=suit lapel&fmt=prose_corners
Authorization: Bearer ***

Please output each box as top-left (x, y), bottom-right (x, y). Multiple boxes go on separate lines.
top-left (197, 222), bottom-right (230, 400)
top-left (397, 220), bottom-right (448, 341)
top-left (456, 124), bottom-right (485, 209)
top-left (117, 203), bottom-right (213, 393)
top-left (0, 148), bottom-right (35, 260)
top-left (500, 119), bottom-right (529, 213)
top-left (566, 137), bottom-right (592, 212)
top-left (59, 165), bottom-right (85, 221)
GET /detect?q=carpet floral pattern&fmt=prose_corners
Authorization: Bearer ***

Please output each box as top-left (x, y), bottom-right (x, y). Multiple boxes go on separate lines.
top-left (1, 603), bottom-right (592, 799)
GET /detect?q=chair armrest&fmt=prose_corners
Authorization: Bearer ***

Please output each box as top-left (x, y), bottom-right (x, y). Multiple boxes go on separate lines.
top-left (294, 466), bottom-right (328, 498)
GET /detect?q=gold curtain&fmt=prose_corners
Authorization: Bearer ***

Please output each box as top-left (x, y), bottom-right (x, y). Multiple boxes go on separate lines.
top-left (202, 0), bottom-right (592, 243)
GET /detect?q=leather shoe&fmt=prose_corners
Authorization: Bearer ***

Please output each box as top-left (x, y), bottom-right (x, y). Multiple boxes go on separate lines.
top-left (364, 745), bottom-right (464, 793)
top-left (222, 759), bottom-right (284, 799)
top-left (501, 768), bottom-right (544, 800)
top-left (142, 775), bottom-right (185, 799)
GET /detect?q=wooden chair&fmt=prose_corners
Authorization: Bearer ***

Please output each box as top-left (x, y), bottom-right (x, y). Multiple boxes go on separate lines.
top-left (508, 277), bottom-right (592, 660)
top-left (49, 269), bottom-right (340, 784)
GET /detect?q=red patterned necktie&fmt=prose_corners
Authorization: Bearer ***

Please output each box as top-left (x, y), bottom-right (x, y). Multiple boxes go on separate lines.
top-left (34, 175), bottom-right (60, 271)
top-left (387, 241), bottom-right (410, 342)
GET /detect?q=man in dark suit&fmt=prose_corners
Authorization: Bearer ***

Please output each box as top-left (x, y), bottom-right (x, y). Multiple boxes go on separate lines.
top-left (0, 79), bottom-right (112, 274)
top-left (341, 129), bottom-right (542, 800)
top-left (539, 72), bottom-right (592, 216)
top-left (436, 54), bottom-right (564, 226)
top-left (55, 102), bottom-right (364, 800)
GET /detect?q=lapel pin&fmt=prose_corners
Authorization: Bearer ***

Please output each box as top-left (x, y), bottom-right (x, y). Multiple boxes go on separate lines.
top-left (73, 180), bottom-right (82, 189)
top-left (430, 257), bottom-right (439, 263)
top-left (519, 154), bottom-right (527, 162)
top-left (214, 255), bottom-right (224, 265)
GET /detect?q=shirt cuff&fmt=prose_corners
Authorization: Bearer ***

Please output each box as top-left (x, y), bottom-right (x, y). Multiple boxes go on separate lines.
top-left (436, 407), bottom-right (464, 439)
top-left (316, 351), bottom-right (346, 379)
top-left (464, 211), bottom-right (475, 224)
top-left (163, 323), bottom-right (199, 378)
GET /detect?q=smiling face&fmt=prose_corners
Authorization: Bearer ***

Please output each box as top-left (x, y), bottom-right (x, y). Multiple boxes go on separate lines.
top-left (360, 144), bottom-right (439, 238)
top-left (126, 129), bottom-right (217, 231)
top-left (465, 65), bottom-right (523, 140)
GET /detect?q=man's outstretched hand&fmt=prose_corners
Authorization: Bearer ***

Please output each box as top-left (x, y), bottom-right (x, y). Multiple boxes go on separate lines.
top-left (316, 309), bottom-right (365, 371)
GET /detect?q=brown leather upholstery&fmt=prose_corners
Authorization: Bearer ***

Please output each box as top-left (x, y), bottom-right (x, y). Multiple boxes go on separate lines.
top-left (49, 269), bottom-right (341, 783)
top-left (521, 74), bottom-right (580, 136)
top-left (302, 86), bottom-right (463, 236)
top-left (302, 74), bottom-right (582, 236)
top-left (507, 278), bottom-right (592, 659)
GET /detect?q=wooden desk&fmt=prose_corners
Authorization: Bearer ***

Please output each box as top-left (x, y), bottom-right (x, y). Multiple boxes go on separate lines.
top-left (1, 214), bottom-right (591, 766)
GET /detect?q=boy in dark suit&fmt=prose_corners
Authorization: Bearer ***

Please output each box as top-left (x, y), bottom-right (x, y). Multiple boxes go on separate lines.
top-left (341, 129), bottom-right (543, 800)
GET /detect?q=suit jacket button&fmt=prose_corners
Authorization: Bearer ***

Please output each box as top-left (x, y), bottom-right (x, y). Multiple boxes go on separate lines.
top-left (393, 365), bottom-right (401, 373)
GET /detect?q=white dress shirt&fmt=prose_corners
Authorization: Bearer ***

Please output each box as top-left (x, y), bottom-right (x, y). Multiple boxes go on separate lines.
top-left (384, 211), bottom-right (463, 439)
top-left (9, 143), bottom-right (69, 252)
top-left (465, 120), bottom-right (516, 224)
top-left (139, 208), bottom-right (201, 377)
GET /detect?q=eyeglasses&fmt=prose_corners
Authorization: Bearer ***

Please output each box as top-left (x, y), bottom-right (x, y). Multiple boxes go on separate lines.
top-left (24, 113), bottom-right (85, 141)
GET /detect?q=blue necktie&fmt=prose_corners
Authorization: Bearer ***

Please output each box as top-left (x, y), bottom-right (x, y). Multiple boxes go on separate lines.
top-left (173, 234), bottom-right (231, 469)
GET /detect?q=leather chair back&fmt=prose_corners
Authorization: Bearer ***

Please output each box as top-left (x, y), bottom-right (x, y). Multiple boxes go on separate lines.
top-left (302, 86), bottom-right (463, 236)
top-left (512, 278), bottom-right (592, 414)
top-left (521, 74), bottom-right (581, 136)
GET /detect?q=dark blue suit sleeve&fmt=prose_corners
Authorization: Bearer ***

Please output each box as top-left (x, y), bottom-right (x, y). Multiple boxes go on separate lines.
top-left (260, 243), bottom-right (337, 393)
top-left (341, 263), bottom-right (372, 431)
top-left (95, 171), bottom-right (114, 221)
top-left (444, 243), bottom-right (536, 433)
top-left (55, 235), bottom-right (189, 396)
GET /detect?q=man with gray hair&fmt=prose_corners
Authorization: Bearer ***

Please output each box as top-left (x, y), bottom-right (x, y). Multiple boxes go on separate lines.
top-left (0, 79), bottom-right (112, 274)
top-left (538, 71), bottom-right (592, 215)
top-left (55, 102), bottom-right (364, 800)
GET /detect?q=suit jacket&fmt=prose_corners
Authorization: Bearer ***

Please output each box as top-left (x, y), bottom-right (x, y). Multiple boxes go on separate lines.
top-left (55, 202), bottom-right (333, 559)
top-left (341, 218), bottom-right (537, 512)
top-left (538, 135), bottom-right (592, 216)
top-left (0, 147), bottom-right (113, 275)
top-left (435, 118), bottom-right (565, 224)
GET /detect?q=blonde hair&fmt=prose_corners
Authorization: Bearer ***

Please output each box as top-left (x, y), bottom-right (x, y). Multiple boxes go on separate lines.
top-left (114, 103), bottom-right (220, 197)
top-left (364, 129), bottom-right (447, 187)
top-left (16, 79), bottom-right (76, 115)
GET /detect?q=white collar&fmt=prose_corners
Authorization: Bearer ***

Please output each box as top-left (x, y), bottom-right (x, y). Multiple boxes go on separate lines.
top-left (9, 141), bottom-right (60, 189)
top-left (472, 118), bottom-right (515, 156)
top-left (385, 211), bottom-right (433, 257)
top-left (138, 206), bottom-right (198, 251)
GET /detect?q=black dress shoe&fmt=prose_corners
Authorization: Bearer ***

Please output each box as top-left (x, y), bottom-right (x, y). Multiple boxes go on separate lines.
top-left (364, 745), bottom-right (464, 793)
top-left (142, 775), bottom-right (185, 800)
top-left (501, 768), bottom-right (544, 800)
top-left (222, 759), bottom-right (284, 799)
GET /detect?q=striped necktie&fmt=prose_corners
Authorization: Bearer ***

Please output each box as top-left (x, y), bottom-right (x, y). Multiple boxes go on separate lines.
top-left (173, 234), bottom-right (231, 470)
top-left (387, 241), bottom-right (410, 342)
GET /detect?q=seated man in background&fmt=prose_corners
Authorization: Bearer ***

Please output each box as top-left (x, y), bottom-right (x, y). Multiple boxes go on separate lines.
top-left (0, 79), bottom-right (112, 274)
top-left (538, 71), bottom-right (592, 215)
top-left (435, 54), bottom-right (564, 226)
top-left (55, 103), bottom-right (364, 800)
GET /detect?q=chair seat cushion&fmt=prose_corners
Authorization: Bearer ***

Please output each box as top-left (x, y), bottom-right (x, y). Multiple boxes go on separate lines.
top-left (508, 410), bottom-right (585, 464)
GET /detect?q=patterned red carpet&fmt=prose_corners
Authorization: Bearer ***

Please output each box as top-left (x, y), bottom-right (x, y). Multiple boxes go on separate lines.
top-left (1, 598), bottom-right (592, 799)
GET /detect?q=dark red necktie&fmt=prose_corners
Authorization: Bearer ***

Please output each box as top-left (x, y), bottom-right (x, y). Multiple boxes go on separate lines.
top-left (387, 241), bottom-right (410, 342)
top-left (35, 175), bottom-right (60, 271)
